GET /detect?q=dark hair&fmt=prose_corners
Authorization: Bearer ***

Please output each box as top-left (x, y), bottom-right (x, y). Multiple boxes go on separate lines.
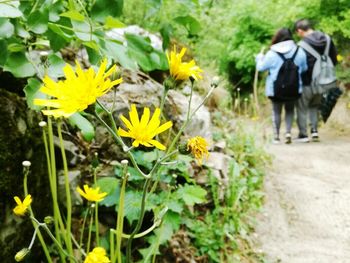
top-left (294, 19), bottom-right (313, 32)
top-left (271, 28), bottom-right (293, 45)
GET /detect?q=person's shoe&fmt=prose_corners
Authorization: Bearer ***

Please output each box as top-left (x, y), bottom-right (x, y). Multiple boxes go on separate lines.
top-left (295, 134), bottom-right (310, 143)
top-left (285, 133), bottom-right (292, 144)
top-left (311, 129), bottom-right (319, 142)
top-left (273, 137), bottom-right (281, 144)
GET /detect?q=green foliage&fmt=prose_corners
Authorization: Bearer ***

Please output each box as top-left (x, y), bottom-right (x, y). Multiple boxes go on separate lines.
top-left (68, 113), bottom-right (95, 142)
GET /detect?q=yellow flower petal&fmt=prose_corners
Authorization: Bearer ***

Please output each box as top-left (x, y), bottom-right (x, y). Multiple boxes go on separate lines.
top-left (36, 59), bottom-right (122, 118)
top-left (118, 106), bottom-right (172, 150)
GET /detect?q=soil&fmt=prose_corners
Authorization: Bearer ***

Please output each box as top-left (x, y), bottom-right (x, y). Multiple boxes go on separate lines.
top-left (255, 99), bottom-right (350, 263)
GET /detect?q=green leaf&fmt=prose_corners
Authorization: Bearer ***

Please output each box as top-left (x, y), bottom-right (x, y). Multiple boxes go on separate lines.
top-left (104, 16), bottom-right (125, 29)
top-left (145, 0), bottom-right (162, 19)
top-left (0, 39), bottom-right (8, 66)
top-left (47, 53), bottom-right (66, 78)
top-left (83, 41), bottom-right (99, 51)
top-left (0, 1), bottom-right (23, 18)
top-left (7, 42), bottom-right (25, 52)
top-left (122, 191), bottom-right (153, 223)
top-left (60, 10), bottom-right (85, 21)
top-left (125, 33), bottom-right (153, 53)
top-left (4, 52), bottom-right (36, 78)
top-left (103, 40), bottom-right (137, 70)
top-left (14, 20), bottom-right (30, 38)
top-left (68, 113), bottom-right (95, 142)
top-left (174, 15), bottom-right (201, 35)
top-left (166, 199), bottom-right (183, 213)
top-left (27, 9), bottom-right (49, 34)
top-left (91, 0), bottom-right (124, 22)
top-left (176, 184), bottom-right (207, 206)
top-left (48, 23), bottom-right (73, 41)
top-left (160, 24), bottom-right (173, 50)
top-left (86, 46), bottom-right (102, 65)
top-left (96, 177), bottom-right (120, 207)
top-left (0, 18), bottom-right (14, 38)
top-left (71, 20), bottom-right (93, 41)
top-left (133, 150), bottom-right (158, 170)
top-left (24, 78), bottom-right (46, 110)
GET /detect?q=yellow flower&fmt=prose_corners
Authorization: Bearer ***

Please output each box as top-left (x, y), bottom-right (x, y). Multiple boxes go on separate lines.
top-left (84, 247), bottom-right (110, 263)
top-left (337, 54), bottom-right (343, 62)
top-left (118, 104), bottom-right (173, 150)
top-left (187, 136), bottom-right (209, 165)
top-left (76, 185), bottom-right (107, 202)
top-left (34, 59), bottom-right (122, 118)
top-left (167, 46), bottom-right (203, 81)
top-left (13, 195), bottom-right (32, 216)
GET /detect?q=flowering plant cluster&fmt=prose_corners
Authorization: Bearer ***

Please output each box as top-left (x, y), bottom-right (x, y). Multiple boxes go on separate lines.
top-left (14, 46), bottom-right (214, 263)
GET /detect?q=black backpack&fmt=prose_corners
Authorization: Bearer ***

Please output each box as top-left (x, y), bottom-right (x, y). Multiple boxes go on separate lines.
top-left (273, 47), bottom-right (300, 102)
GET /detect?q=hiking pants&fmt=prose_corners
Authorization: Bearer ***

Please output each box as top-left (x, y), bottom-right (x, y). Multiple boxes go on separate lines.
top-left (271, 100), bottom-right (295, 138)
top-left (297, 85), bottom-right (322, 136)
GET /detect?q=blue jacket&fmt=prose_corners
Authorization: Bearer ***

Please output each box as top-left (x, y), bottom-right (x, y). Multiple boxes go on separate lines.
top-left (256, 40), bottom-right (308, 97)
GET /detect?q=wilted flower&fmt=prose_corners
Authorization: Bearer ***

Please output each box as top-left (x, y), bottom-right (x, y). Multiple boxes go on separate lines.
top-left (167, 46), bottom-right (202, 82)
top-left (13, 195), bottom-right (32, 216)
top-left (118, 104), bottom-right (172, 150)
top-left (34, 59), bottom-right (122, 118)
top-left (84, 247), bottom-right (110, 263)
top-left (187, 136), bottom-right (209, 165)
top-left (77, 185), bottom-right (107, 202)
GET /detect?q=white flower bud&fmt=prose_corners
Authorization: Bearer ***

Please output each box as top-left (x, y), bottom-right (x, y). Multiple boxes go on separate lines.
top-left (211, 76), bottom-right (220, 87)
top-left (22, 161), bottom-right (31, 167)
top-left (39, 121), bottom-right (47, 127)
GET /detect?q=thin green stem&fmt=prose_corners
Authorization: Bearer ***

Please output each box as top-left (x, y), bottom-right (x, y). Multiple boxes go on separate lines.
top-left (23, 168), bottom-right (53, 263)
top-left (57, 120), bottom-right (74, 260)
top-left (31, 217), bottom-right (78, 263)
top-left (125, 178), bottom-right (151, 262)
top-left (93, 168), bottom-right (100, 246)
top-left (47, 118), bottom-right (66, 243)
top-left (79, 207), bottom-right (90, 249)
top-left (110, 230), bottom-right (115, 263)
top-left (95, 204), bottom-right (99, 246)
top-left (114, 162), bottom-right (128, 263)
top-left (86, 205), bottom-right (94, 253)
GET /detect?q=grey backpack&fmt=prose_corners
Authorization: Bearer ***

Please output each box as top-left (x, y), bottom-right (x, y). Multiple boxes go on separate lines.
top-left (299, 34), bottom-right (337, 94)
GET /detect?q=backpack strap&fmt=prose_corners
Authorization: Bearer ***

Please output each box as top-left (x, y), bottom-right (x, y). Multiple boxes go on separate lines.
top-left (324, 34), bottom-right (331, 56)
top-left (275, 46), bottom-right (299, 61)
top-left (298, 40), bottom-right (321, 59)
top-left (291, 46), bottom-right (299, 61)
top-left (275, 51), bottom-right (286, 61)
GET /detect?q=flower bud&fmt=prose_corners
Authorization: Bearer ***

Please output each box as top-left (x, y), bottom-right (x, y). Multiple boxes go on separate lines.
top-left (39, 121), bottom-right (47, 127)
top-left (163, 77), bottom-right (177, 91)
top-left (15, 248), bottom-right (30, 262)
top-left (178, 143), bottom-right (190, 155)
top-left (211, 76), bottom-right (220, 87)
top-left (44, 216), bottom-right (54, 225)
top-left (22, 161), bottom-right (31, 167)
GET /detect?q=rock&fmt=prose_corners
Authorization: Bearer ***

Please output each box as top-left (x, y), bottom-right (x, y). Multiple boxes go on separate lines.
top-left (205, 152), bottom-right (232, 187)
top-left (58, 170), bottom-right (83, 206)
top-left (0, 88), bottom-right (51, 261)
top-left (53, 136), bottom-right (82, 166)
top-left (106, 25), bottom-right (163, 50)
top-left (167, 89), bottom-right (212, 141)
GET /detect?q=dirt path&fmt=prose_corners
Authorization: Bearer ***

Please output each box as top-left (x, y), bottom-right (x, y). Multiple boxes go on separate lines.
top-left (255, 125), bottom-right (350, 262)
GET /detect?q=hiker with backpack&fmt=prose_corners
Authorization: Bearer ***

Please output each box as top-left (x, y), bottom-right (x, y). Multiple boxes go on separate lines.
top-left (256, 28), bottom-right (308, 144)
top-left (294, 19), bottom-right (338, 142)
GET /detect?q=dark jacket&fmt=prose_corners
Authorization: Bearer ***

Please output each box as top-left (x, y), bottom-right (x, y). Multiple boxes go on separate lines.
top-left (300, 31), bottom-right (337, 86)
